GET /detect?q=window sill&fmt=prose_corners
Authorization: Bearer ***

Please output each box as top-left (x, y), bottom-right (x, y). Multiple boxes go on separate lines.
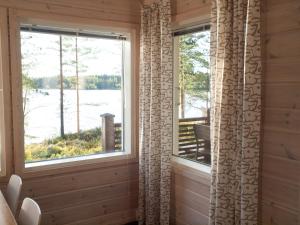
top-left (23, 151), bottom-right (136, 177)
top-left (171, 155), bottom-right (211, 174)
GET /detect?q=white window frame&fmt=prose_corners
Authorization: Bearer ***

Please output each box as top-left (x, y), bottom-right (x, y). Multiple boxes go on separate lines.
top-left (172, 23), bottom-right (211, 172)
top-left (9, 9), bottom-right (138, 177)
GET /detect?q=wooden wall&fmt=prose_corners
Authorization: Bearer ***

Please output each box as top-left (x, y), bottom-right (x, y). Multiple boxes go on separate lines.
top-left (0, 1), bottom-right (141, 225)
top-left (0, 0), bottom-right (140, 24)
top-left (171, 162), bottom-right (210, 225)
top-left (21, 163), bottom-right (139, 225)
top-left (261, 0), bottom-right (300, 224)
top-left (171, 0), bottom-right (300, 225)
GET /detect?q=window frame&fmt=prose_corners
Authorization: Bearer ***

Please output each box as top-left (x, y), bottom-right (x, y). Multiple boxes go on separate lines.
top-left (0, 7), bottom-right (12, 178)
top-left (172, 22), bottom-right (211, 172)
top-left (9, 9), bottom-right (138, 178)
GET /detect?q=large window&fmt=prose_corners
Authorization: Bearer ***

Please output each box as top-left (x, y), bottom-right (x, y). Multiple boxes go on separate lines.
top-left (173, 25), bottom-right (211, 165)
top-left (20, 25), bottom-right (132, 166)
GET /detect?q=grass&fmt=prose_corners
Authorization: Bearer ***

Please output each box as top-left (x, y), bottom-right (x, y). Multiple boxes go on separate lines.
top-left (25, 128), bottom-right (103, 163)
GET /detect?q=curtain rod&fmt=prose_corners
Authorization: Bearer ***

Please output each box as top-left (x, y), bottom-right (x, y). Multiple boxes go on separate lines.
top-left (173, 24), bottom-right (211, 37)
top-left (20, 26), bottom-right (127, 41)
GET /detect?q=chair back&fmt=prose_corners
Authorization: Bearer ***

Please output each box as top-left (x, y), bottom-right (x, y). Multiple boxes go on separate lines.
top-left (6, 174), bottom-right (22, 215)
top-left (19, 198), bottom-right (41, 225)
top-left (193, 124), bottom-right (210, 141)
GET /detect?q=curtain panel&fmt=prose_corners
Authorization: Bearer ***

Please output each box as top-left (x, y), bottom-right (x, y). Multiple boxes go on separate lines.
top-left (138, 0), bottom-right (172, 225)
top-left (209, 0), bottom-right (262, 225)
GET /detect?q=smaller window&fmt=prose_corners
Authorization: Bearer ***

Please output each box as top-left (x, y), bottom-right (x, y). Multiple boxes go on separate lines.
top-left (173, 25), bottom-right (211, 166)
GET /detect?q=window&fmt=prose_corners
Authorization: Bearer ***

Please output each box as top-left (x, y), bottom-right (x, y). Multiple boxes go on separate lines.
top-left (0, 9), bottom-right (8, 176)
top-left (20, 24), bottom-right (132, 167)
top-left (173, 25), bottom-right (211, 165)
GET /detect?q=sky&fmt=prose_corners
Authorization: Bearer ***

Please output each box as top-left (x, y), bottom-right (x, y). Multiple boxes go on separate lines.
top-left (21, 31), bottom-right (123, 78)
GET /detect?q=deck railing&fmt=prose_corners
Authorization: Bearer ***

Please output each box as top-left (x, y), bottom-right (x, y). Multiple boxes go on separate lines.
top-left (177, 117), bottom-right (208, 158)
top-left (102, 116), bottom-right (209, 155)
top-left (114, 123), bottom-right (122, 151)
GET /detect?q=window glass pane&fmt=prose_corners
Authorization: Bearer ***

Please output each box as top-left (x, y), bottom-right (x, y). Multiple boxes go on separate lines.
top-left (173, 28), bottom-right (211, 165)
top-left (21, 29), bottom-right (124, 164)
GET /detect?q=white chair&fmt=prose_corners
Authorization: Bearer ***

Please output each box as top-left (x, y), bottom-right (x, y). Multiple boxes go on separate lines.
top-left (6, 174), bottom-right (22, 215)
top-left (19, 198), bottom-right (41, 225)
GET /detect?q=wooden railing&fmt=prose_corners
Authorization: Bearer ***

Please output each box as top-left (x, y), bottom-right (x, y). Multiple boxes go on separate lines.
top-left (114, 123), bottom-right (122, 151)
top-left (112, 117), bottom-right (209, 154)
top-left (178, 117), bottom-right (208, 158)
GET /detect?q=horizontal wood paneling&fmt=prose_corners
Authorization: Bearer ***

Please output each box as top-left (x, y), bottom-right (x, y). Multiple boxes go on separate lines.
top-left (35, 180), bottom-right (138, 212)
top-left (263, 108), bottom-right (300, 133)
top-left (171, 162), bottom-right (210, 225)
top-left (263, 129), bottom-right (300, 161)
top-left (262, 0), bottom-right (300, 223)
top-left (265, 0), bottom-right (300, 34)
top-left (19, 163), bottom-right (139, 225)
top-left (262, 201), bottom-right (299, 225)
top-left (262, 175), bottom-right (299, 210)
top-left (64, 210), bottom-right (137, 225)
top-left (266, 30), bottom-right (300, 59)
top-left (173, 203), bottom-right (209, 225)
top-left (43, 195), bottom-right (138, 225)
top-left (262, 155), bottom-right (300, 184)
top-left (264, 57), bottom-right (300, 83)
top-left (0, 0), bottom-right (140, 24)
top-left (22, 164), bottom-right (138, 198)
top-left (264, 83), bottom-right (300, 109)
top-left (171, 0), bottom-right (300, 224)
top-left (174, 185), bottom-right (209, 216)
top-left (171, 0), bottom-right (210, 17)
top-left (173, 173), bottom-right (210, 199)
top-left (171, 0), bottom-right (211, 25)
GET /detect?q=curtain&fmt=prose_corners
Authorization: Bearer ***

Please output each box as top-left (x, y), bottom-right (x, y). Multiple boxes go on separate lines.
top-left (209, 0), bottom-right (262, 225)
top-left (138, 0), bottom-right (172, 225)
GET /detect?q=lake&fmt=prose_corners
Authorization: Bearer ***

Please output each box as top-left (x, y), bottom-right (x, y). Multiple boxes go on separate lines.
top-left (25, 89), bottom-right (207, 144)
top-left (25, 89), bottom-right (122, 144)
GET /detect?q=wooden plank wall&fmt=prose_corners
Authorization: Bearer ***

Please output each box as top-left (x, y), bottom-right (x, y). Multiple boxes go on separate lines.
top-left (22, 163), bottom-right (139, 225)
top-left (0, 1), bottom-right (141, 225)
top-left (171, 0), bottom-right (300, 225)
top-left (171, 162), bottom-right (210, 225)
top-left (171, 0), bottom-right (211, 23)
top-left (261, 0), bottom-right (300, 224)
top-left (0, 0), bottom-right (140, 24)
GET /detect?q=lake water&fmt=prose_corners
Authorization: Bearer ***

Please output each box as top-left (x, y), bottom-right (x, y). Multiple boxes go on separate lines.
top-left (25, 89), bottom-right (208, 144)
top-left (25, 89), bottom-right (122, 144)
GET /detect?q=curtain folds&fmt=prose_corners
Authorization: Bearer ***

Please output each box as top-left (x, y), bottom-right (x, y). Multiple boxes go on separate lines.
top-left (138, 0), bottom-right (172, 225)
top-left (209, 0), bottom-right (262, 225)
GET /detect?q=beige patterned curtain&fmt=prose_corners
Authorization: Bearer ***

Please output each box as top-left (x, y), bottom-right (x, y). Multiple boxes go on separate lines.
top-left (138, 0), bottom-right (172, 225)
top-left (209, 0), bottom-right (261, 224)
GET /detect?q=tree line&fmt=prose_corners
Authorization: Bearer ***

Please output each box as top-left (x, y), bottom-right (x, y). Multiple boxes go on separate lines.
top-left (32, 75), bottom-right (121, 90)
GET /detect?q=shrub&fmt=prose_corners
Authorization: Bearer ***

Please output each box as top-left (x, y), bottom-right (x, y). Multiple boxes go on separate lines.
top-left (25, 128), bottom-right (103, 163)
